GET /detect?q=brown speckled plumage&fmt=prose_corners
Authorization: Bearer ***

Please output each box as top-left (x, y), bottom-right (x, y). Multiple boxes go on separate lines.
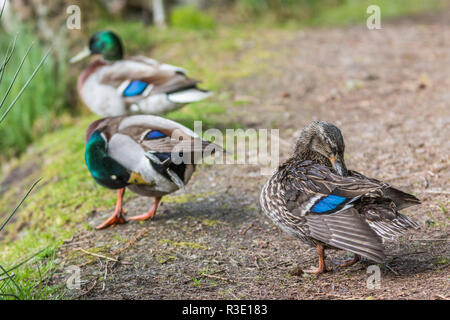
top-left (260, 121), bottom-right (420, 270)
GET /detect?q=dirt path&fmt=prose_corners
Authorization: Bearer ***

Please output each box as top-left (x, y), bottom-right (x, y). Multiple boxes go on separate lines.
top-left (54, 14), bottom-right (449, 299)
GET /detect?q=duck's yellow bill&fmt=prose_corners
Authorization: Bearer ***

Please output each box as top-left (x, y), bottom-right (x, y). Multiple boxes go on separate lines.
top-left (70, 47), bottom-right (91, 63)
top-left (128, 171), bottom-right (147, 185)
top-left (329, 156), bottom-right (347, 176)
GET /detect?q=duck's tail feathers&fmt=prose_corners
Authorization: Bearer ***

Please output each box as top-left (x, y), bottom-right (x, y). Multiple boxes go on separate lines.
top-left (167, 88), bottom-right (213, 104)
top-left (368, 213), bottom-right (419, 241)
top-left (384, 187), bottom-right (421, 210)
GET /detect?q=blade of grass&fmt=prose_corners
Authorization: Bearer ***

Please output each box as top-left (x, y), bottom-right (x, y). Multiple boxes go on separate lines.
top-left (0, 34), bottom-right (18, 84)
top-left (0, 272), bottom-right (14, 281)
top-left (0, 293), bottom-right (20, 299)
top-left (0, 40), bottom-right (33, 111)
top-left (0, 263), bottom-right (22, 297)
top-left (0, 0), bottom-right (6, 20)
top-left (0, 178), bottom-right (41, 232)
top-left (0, 47), bottom-right (51, 123)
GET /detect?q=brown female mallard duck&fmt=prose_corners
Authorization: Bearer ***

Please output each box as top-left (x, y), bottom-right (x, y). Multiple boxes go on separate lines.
top-left (260, 121), bottom-right (420, 273)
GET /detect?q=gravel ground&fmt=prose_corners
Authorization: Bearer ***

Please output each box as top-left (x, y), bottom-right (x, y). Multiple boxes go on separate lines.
top-left (53, 13), bottom-right (449, 300)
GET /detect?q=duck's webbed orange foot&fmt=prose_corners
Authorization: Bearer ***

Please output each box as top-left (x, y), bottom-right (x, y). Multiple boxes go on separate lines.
top-left (304, 244), bottom-right (328, 274)
top-left (128, 197), bottom-right (161, 222)
top-left (304, 265), bottom-right (328, 274)
top-left (96, 210), bottom-right (127, 230)
top-left (96, 188), bottom-right (127, 230)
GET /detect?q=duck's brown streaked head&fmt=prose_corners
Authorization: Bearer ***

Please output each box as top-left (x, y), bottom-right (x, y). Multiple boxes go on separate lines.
top-left (294, 121), bottom-right (347, 176)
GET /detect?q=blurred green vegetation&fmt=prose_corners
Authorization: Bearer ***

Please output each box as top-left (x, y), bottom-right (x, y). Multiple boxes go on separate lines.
top-left (236, 0), bottom-right (347, 20)
top-left (170, 5), bottom-right (217, 30)
top-left (300, 0), bottom-right (443, 26)
top-left (0, 27), bottom-right (69, 159)
top-left (236, 0), bottom-right (443, 25)
top-left (234, 0), bottom-right (443, 25)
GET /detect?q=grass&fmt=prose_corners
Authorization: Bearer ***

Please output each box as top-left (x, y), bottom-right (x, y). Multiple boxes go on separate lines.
top-left (0, 247), bottom-right (65, 300)
top-left (192, 277), bottom-right (202, 287)
top-left (170, 5), bottom-right (216, 30)
top-left (0, 14), bottom-right (65, 299)
top-left (0, 116), bottom-right (122, 255)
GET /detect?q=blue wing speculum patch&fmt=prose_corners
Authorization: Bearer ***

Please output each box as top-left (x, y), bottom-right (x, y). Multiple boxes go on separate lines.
top-left (123, 80), bottom-right (148, 97)
top-left (145, 130), bottom-right (166, 140)
top-left (311, 195), bottom-right (348, 213)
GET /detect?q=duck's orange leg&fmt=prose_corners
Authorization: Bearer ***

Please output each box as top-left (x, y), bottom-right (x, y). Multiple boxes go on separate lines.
top-left (96, 188), bottom-right (127, 230)
top-left (304, 244), bottom-right (328, 274)
top-left (128, 197), bottom-right (161, 221)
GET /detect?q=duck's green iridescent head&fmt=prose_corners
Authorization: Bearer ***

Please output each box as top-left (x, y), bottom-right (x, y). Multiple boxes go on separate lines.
top-left (70, 30), bottom-right (123, 63)
top-left (85, 130), bottom-right (131, 189)
top-left (89, 30), bottom-right (123, 61)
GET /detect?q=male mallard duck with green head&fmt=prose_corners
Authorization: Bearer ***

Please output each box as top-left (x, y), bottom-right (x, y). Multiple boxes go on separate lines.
top-left (260, 121), bottom-right (420, 273)
top-left (71, 30), bottom-right (212, 117)
top-left (85, 115), bottom-right (221, 229)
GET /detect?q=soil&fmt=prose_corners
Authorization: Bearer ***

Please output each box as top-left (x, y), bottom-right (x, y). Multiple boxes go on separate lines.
top-left (52, 13), bottom-right (449, 299)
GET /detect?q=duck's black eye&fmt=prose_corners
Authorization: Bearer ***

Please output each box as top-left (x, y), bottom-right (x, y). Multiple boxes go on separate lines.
top-left (145, 130), bottom-right (166, 140)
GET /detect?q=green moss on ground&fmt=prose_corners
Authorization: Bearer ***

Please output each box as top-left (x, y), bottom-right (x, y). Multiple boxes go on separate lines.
top-left (159, 239), bottom-right (209, 251)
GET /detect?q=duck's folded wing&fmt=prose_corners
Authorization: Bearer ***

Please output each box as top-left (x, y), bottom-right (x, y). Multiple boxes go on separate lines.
top-left (113, 115), bottom-right (224, 162)
top-left (97, 59), bottom-right (200, 97)
top-left (285, 164), bottom-right (419, 215)
top-left (141, 137), bottom-right (223, 165)
top-left (282, 163), bottom-right (422, 262)
top-left (282, 164), bottom-right (387, 262)
top-left (347, 170), bottom-right (420, 239)
top-left (349, 170), bottom-right (420, 210)
top-left (137, 128), bottom-right (223, 161)
top-left (306, 208), bottom-right (386, 263)
top-left (130, 56), bottom-right (187, 74)
top-left (283, 164), bottom-right (382, 216)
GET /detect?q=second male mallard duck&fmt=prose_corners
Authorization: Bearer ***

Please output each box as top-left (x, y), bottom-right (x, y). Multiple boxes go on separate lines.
top-left (85, 115), bottom-right (221, 229)
top-left (71, 30), bottom-right (212, 117)
top-left (260, 121), bottom-right (420, 273)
